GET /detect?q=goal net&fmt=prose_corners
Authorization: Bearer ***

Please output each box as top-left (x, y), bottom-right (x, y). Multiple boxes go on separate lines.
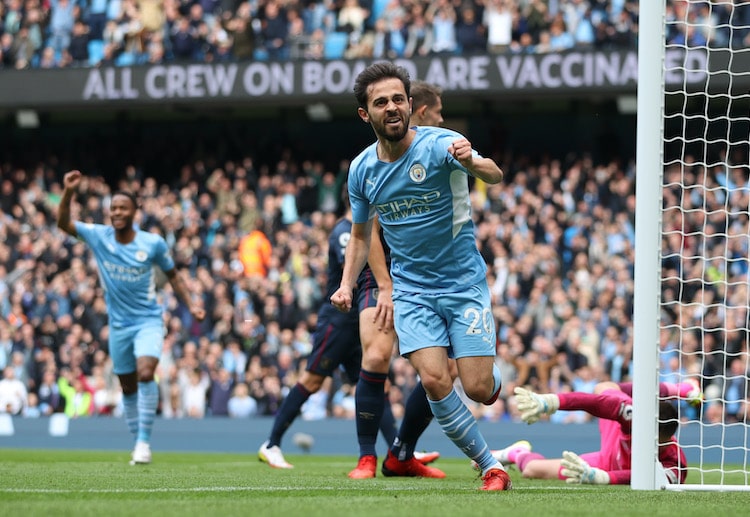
top-left (632, 0), bottom-right (750, 490)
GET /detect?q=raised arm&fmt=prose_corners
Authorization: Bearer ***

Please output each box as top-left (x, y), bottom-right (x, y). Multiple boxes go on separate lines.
top-left (57, 170), bottom-right (82, 237)
top-left (448, 138), bottom-right (504, 184)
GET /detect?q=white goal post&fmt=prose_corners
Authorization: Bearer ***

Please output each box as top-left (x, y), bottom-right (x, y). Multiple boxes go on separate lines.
top-left (633, 0), bottom-right (750, 491)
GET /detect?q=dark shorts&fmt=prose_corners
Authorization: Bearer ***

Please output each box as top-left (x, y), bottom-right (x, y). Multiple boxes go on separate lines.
top-left (305, 303), bottom-right (361, 384)
top-left (356, 269), bottom-right (379, 312)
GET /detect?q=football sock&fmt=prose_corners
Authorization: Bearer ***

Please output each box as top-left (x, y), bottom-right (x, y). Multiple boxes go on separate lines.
top-left (429, 388), bottom-right (497, 472)
top-left (490, 364), bottom-right (502, 398)
top-left (355, 369), bottom-right (388, 457)
top-left (136, 381), bottom-right (158, 443)
top-left (391, 382), bottom-right (433, 460)
top-left (268, 383), bottom-right (311, 447)
top-left (123, 392), bottom-right (138, 439)
top-left (379, 392), bottom-right (397, 446)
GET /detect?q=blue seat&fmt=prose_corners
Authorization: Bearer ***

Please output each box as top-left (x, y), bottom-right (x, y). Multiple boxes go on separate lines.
top-left (323, 32), bottom-right (349, 60)
top-left (115, 51), bottom-right (136, 66)
top-left (88, 40), bottom-right (105, 66)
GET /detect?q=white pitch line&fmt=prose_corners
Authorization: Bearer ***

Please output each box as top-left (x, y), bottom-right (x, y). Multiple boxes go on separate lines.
top-left (0, 485), bottom-right (577, 494)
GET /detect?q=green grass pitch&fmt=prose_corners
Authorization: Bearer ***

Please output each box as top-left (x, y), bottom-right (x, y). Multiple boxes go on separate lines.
top-left (2, 449), bottom-right (748, 516)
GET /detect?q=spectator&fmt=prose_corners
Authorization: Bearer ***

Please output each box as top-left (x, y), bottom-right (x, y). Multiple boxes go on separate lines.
top-left (208, 367), bottom-right (234, 416)
top-left (0, 365), bottom-right (27, 415)
top-left (68, 20), bottom-right (91, 66)
top-left (36, 368), bottom-right (63, 416)
top-left (426, 0), bottom-right (457, 54)
top-left (227, 382), bottom-right (257, 417)
top-left (456, 5), bottom-right (486, 54)
top-left (57, 368), bottom-right (94, 418)
top-left (48, 0), bottom-right (78, 55)
top-left (238, 219), bottom-right (273, 278)
top-left (260, 0), bottom-right (289, 60)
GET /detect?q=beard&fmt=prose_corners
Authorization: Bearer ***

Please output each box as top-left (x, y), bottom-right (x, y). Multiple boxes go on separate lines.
top-left (375, 119), bottom-right (409, 142)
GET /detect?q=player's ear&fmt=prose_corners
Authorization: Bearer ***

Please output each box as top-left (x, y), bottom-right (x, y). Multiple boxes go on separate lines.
top-left (357, 107), bottom-right (369, 124)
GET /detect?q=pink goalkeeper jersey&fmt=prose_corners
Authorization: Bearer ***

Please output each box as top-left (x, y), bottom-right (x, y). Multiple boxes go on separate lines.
top-left (558, 389), bottom-right (688, 485)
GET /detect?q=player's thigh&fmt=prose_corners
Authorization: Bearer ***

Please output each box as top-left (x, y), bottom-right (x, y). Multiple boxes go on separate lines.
top-left (455, 355), bottom-right (496, 394)
top-left (133, 322), bottom-right (166, 360)
top-left (440, 282), bottom-right (496, 359)
top-left (359, 306), bottom-right (395, 364)
top-left (392, 290), bottom-right (449, 357)
top-left (109, 326), bottom-right (138, 375)
top-left (307, 311), bottom-right (360, 378)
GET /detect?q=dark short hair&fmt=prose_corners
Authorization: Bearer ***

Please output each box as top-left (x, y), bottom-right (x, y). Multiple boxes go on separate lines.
top-left (410, 80), bottom-right (442, 111)
top-left (353, 61), bottom-right (411, 110)
top-left (658, 401), bottom-right (679, 439)
top-left (112, 190), bottom-right (138, 209)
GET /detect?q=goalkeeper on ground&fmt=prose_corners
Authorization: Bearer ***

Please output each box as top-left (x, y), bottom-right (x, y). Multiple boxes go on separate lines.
top-left (489, 381), bottom-right (696, 485)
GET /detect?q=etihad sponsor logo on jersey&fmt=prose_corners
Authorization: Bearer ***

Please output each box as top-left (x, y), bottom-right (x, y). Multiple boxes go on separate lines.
top-left (102, 260), bottom-right (152, 282)
top-left (375, 191), bottom-right (440, 221)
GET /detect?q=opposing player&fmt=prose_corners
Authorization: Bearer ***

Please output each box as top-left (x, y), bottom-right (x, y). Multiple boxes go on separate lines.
top-left (57, 170), bottom-right (206, 465)
top-left (489, 380), bottom-right (698, 485)
top-left (331, 62), bottom-right (511, 490)
top-left (258, 186), bottom-right (439, 475)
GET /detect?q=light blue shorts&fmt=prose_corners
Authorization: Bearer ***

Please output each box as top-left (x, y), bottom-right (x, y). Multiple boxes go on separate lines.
top-left (393, 280), bottom-right (497, 359)
top-left (108, 321), bottom-right (165, 375)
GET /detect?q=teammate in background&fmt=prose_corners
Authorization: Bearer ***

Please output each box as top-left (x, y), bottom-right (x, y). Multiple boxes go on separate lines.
top-left (331, 62), bottom-right (511, 490)
top-left (409, 80), bottom-right (444, 128)
top-left (258, 186), bottom-right (439, 474)
top-left (57, 170), bottom-right (206, 465)
top-left (490, 380), bottom-right (699, 485)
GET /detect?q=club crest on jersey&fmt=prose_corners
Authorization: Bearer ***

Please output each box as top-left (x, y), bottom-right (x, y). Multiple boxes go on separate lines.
top-left (409, 164), bottom-right (427, 183)
top-left (135, 250), bottom-right (148, 262)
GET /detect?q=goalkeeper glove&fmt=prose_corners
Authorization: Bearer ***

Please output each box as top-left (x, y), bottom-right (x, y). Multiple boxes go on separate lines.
top-left (513, 386), bottom-right (559, 424)
top-left (560, 450), bottom-right (610, 485)
top-left (685, 378), bottom-right (704, 407)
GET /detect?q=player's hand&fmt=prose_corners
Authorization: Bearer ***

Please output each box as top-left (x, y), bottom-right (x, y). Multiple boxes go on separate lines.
top-left (447, 138), bottom-right (473, 167)
top-left (685, 378), bottom-right (704, 407)
top-left (373, 286), bottom-right (393, 331)
top-left (513, 386), bottom-right (559, 424)
top-left (330, 287), bottom-right (353, 313)
top-left (63, 170), bottom-right (82, 190)
top-left (560, 451), bottom-right (610, 485)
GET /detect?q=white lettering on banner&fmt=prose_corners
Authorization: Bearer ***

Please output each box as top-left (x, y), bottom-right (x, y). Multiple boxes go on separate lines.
top-left (82, 68), bottom-right (139, 100)
top-left (494, 52), bottom-right (641, 89)
top-left (664, 49), bottom-right (708, 84)
top-left (144, 65), bottom-right (237, 98)
top-left (75, 50), bottom-right (711, 103)
top-left (302, 61), bottom-right (368, 94)
top-left (423, 56), bottom-right (490, 90)
top-left (242, 62), bottom-right (294, 96)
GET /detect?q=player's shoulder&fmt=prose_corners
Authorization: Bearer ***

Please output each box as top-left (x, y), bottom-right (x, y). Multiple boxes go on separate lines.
top-left (351, 141), bottom-right (378, 170)
top-left (330, 218), bottom-right (352, 245)
top-left (136, 228), bottom-right (167, 245)
top-left (415, 125), bottom-right (461, 140)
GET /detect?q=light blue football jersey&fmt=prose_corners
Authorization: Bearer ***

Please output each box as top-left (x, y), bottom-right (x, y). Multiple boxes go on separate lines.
top-left (348, 126), bottom-right (487, 292)
top-left (74, 222), bottom-right (175, 326)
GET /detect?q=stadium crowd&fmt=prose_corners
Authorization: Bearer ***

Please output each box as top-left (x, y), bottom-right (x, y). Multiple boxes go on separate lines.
top-left (0, 0), bottom-right (652, 70)
top-left (1, 138), bottom-right (748, 425)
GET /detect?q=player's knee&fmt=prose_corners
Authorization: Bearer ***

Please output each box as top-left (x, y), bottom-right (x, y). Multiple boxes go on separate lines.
top-left (419, 373), bottom-right (453, 400)
top-left (136, 367), bottom-right (156, 382)
top-left (299, 373), bottom-right (324, 393)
